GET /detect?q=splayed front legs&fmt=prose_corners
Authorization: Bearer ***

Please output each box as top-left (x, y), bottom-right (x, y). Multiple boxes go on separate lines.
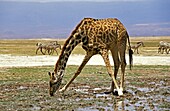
top-left (59, 49), bottom-right (125, 96)
top-left (59, 53), bottom-right (93, 93)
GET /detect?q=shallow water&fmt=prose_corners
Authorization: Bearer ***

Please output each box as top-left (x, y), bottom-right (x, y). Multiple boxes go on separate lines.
top-left (73, 80), bottom-right (170, 111)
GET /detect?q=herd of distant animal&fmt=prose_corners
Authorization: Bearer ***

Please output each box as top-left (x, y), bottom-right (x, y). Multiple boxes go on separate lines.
top-left (35, 41), bottom-right (61, 55)
top-left (35, 40), bottom-right (170, 55)
top-left (130, 41), bottom-right (170, 54)
top-left (158, 41), bottom-right (170, 54)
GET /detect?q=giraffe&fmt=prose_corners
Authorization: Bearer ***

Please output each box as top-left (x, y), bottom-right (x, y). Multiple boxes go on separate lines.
top-left (48, 18), bottom-right (133, 96)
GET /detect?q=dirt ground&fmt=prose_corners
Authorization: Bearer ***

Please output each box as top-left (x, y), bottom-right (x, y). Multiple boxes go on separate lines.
top-left (0, 65), bottom-right (169, 111)
top-left (0, 37), bottom-right (170, 110)
top-left (0, 54), bottom-right (170, 67)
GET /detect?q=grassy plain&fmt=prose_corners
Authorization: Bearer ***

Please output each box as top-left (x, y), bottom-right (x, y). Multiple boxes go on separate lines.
top-left (0, 36), bottom-right (170, 56)
top-left (0, 39), bottom-right (85, 56)
top-left (0, 36), bottom-right (170, 110)
top-left (0, 65), bottom-right (170, 110)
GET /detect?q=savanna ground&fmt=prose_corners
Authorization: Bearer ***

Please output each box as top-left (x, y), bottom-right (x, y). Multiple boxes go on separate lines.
top-left (0, 37), bottom-right (170, 110)
top-left (0, 36), bottom-right (170, 56)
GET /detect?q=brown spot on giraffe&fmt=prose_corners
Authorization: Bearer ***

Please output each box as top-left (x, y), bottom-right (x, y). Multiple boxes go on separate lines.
top-left (48, 18), bottom-right (133, 96)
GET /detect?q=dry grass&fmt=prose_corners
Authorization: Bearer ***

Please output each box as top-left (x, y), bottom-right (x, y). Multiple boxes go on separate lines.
top-left (0, 39), bottom-right (62, 56)
top-left (0, 36), bottom-right (170, 56)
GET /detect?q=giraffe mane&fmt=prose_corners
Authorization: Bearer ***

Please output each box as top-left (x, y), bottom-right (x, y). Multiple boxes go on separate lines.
top-left (54, 18), bottom-right (91, 73)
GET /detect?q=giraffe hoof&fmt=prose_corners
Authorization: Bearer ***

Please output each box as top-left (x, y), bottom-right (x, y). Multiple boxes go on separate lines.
top-left (118, 90), bottom-right (123, 96)
top-left (120, 87), bottom-right (123, 92)
top-left (59, 88), bottom-right (65, 93)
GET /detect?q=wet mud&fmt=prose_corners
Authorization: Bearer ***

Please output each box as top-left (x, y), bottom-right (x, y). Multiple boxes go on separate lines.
top-left (1, 79), bottom-right (169, 111)
top-left (0, 66), bottom-right (170, 111)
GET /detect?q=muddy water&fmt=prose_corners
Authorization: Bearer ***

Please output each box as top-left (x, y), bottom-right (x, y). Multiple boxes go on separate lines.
top-left (0, 77), bottom-right (169, 111)
top-left (0, 65), bottom-right (169, 110)
top-left (64, 80), bottom-right (170, 111)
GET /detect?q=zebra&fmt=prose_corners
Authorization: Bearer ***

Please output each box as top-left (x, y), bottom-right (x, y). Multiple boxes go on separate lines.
top-left (45, 43), bottom-right (62, 55)
top-left (35, 41), bottom-right (61, 55)
top-left (131, 41), bottom-right (145, 54)
top-left (35, 42), bottom-right (47, 55)
top-left (158, 41), bottom-right (170, 54)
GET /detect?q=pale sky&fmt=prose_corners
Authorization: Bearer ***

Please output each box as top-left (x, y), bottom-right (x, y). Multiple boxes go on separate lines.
top-left (0, 0), bottom-right (148, 2)
top-left (0, 0), bottom-right (169, 38)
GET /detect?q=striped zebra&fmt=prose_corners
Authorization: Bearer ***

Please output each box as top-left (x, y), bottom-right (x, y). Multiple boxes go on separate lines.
top-left (158, 41), bottom-right (170, 54)
top-left (46, 43), bottom-right (62, 55)
top-left (36, 41), bottom-right (61, 55)
top-left (131, 41), bottom-right (145, 54)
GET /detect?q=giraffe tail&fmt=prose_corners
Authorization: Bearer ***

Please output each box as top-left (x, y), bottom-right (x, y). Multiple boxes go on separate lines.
top-left (129, 48), bottom-right (133, 70)
top-left (127, 32), bottom-right (133, 70)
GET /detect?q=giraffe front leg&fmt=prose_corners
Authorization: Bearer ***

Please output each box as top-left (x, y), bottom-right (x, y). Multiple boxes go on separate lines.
top-left (59, 85), bottom-right (67, 92)
top-left (58, 70), bottom-right (81, 93)
top-left (59, 53), bottom-right (93, 93)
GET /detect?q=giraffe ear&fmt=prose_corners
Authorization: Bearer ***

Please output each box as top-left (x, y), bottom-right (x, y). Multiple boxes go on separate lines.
top-left (52, 72), bottom-right (54, 76)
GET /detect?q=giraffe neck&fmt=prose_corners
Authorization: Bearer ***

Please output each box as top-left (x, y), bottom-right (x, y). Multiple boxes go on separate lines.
top-left (54, 34), bottom-right (84, 73)
top-left (54, 18), bottom-right (93, 74)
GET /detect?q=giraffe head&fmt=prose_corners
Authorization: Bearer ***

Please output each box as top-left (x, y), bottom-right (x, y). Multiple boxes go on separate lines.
top-left (48, 70), bottom-right (64, 96)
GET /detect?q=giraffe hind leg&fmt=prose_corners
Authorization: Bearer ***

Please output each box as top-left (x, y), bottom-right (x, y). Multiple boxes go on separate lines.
top-left (118, 42), bottom-right (127, 93)
top-left (119, 53), bottom-right (126, 92)
top-left (109, 48), bottom-right (120, 94)
top-left (101, 49), bottom-right (123, 96)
